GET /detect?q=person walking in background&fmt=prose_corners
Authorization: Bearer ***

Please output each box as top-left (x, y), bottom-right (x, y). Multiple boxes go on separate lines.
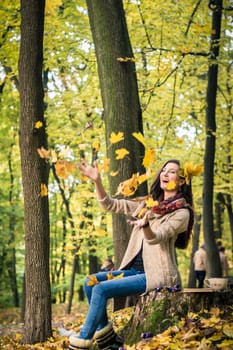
top-left (100, 258), bottom-right (115, 272)
top-left (68, 159), bottom-right (195, 350)
top-left (193, 244), bottom-right (206, 288)
top-left (219, 246), bottom-right (229, 277)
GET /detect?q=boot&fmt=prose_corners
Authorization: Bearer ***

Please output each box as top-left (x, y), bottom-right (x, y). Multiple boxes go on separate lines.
top-left (95, 322), bottom-right (124, 350)
top-left (68, 335), bottom-right (92, 350)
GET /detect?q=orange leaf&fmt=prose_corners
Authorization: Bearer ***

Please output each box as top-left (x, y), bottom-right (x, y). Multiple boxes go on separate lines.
top-left (86, 275), bottom-right (99, 286)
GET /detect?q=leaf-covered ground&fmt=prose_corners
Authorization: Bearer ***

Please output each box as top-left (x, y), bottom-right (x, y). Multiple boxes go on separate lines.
top-left (0, 304), bottom-right (233, 349)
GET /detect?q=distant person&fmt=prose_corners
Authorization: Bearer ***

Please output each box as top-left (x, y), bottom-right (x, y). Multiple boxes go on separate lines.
top-left (219, 246), bottom-right (229, 277)
top-left (100, 258), bottom-right (114, 272)
top-left (193, 244), bottom-right (206, 288)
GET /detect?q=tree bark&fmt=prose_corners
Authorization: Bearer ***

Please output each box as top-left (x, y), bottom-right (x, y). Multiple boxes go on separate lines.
top-left (202, 0), bottom-right (222, 277)
top-left (85, 0), bottom-right (147, 267)
top-left (19, 0), bottom-right (52, 343)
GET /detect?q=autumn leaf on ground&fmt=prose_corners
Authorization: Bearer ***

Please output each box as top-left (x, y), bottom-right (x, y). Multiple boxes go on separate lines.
top-left (132, 132), bottom-right (147, 148)
top-left (86, 275), bottom-right (99, 286)
top-left (115, 148), bottom-right (129, 160)
top-left (142, 149), bottom-right (156, 168)
top-left (109, 132), bottom-right (124, 145)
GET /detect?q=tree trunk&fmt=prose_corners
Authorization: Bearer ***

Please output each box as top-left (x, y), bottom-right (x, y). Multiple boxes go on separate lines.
top-left (85, 0), bottom-right (147, 264)
top-left (202, 0), bottom-right (222, 277)
top-left (19, 0), bottom-right (52, 343)
top-left (188, 214), bottom-right (202, 288)
top-left (124, 289), bottom-right (233, 346)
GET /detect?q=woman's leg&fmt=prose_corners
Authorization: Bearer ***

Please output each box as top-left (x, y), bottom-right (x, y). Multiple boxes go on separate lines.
top-left (79, 270), bottom-right (146, 340)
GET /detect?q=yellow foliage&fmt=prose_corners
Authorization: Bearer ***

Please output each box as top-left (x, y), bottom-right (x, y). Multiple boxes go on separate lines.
top-left (145, 196), bottom-right (159, 208)
top-left (92, 140), bottom-right (100, 152)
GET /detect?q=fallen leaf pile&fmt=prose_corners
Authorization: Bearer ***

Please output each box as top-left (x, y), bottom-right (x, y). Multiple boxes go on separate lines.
top-left (0, 306), bottom-right (232, 349)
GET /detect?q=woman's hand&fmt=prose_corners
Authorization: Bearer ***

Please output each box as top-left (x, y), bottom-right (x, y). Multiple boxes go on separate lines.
top-left (78, 159), bottom-right (100, 183)
top-left (127, 211), bottom-right (150, 229)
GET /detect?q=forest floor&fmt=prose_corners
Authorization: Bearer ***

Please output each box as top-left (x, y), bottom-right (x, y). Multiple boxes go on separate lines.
top-left (1, 302), bottom-right (233, 349)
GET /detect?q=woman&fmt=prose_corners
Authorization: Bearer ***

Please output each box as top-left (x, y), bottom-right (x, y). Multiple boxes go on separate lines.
top-left (69, 159), bottom-right (194, 350)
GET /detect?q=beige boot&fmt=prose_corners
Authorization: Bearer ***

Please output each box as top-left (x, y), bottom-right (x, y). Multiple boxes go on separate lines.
top-left (95, 322), bottom-right (124, 350)
top-left (68, 335), bottom-right (92, 350)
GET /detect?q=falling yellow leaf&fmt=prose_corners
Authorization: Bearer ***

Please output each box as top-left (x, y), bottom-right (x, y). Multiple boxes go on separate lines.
top-left (180, 162), bottom-right (204, 184)
top-left (109, 131), bottom-right (124, 145)
top-left (99, 158), bottom-right (110, 172)
top-left (115, 148), bottom-right (129, 160)
top-left (92, 140), bottom-right (100, 152)
top-left (55, 160), bottom-right (75, 179)
top-left (107, 273), bottom-right (124, 280)
top-left (138, 173), bottom-right (149, 184)
top-left (115, 173), bottom-right (140, 196)
top-left (132, 132), bottom-right (147, 147)
top-left (37, 147), bottom-right (50, 159)
top-left (166, 180), bottom-right (177, 190)
top-left (142, 149), bottom-right (156, 168)
top-left (35, 121), bottom-right (43, 129)
top-left (86, 275), bottom-right (99, 286)
top-left (110, 170), bottom-right (119, 177)
top-left (117, 57), bottom-right (136, 62)
top-left (137, 207), bottom-right (147, 218)
top-left (51, 150), bottom-right (58, 163)
top-left (41, 183), bottom-right (48, 197)
top-left (145, 196), bottom-right (159, 208)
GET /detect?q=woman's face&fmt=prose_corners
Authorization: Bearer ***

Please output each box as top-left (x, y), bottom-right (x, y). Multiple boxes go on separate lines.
top-left (159, 162), bottom-right (181, 193)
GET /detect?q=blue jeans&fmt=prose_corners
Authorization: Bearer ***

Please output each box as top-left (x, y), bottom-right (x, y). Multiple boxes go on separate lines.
top-left (79, 268), bottom-right (146, 340)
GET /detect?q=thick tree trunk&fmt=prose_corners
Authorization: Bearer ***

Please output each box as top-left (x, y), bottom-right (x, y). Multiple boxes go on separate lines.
top-left (86, 0), bottom-right (147, 270)
top-left (19, 0), bottom-right (52, 343)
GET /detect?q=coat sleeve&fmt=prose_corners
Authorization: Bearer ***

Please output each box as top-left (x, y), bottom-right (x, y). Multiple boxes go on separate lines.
top-left (98, 193), bottom-right (141, 216)
top-left (145, 208), bottom-right (190, 245)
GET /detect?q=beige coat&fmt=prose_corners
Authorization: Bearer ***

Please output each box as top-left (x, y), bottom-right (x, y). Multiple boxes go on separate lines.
top-left (99, 195), bottom-right (190, 293)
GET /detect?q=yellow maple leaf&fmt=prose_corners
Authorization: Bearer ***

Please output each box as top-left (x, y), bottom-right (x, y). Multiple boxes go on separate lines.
top-left (99, 158), bottom-right (110, 172)
top-left (35, 121), bottom-right (43, 129)
top-left (180, 162), bottom-right (204, 184)
top-left (115, 148), bottom-right (129, 160)
top-left (41, 183), bottom-right (48, 197)
top-left (132, 132), bottom-right (147, 147)
top-left (86, 275), bottom-right (99, 286)
top-left (92, 140), bottom-right (100, 152)
top-left (110, 170), bottom-right (119, 177)
top-left (55, 160), bottom-right (75, 179)
top-left (138, 173), bottom-right (149, 185)
top-left (109, 132), bottom-right (124, 145)
top-left (37, 147), bottom-right (50, 159)
top-left (107, 272), bottom-right (124, 280)
top-left (115, 173), bottom-right (140, 196)
top-left (166, 180), bottom-right (177, 191)
top-left (51, 149), bottom-right (58, 163)
top-left (142, 149), bottom-right (156, 168)
top-left (145, 196), bottom-right (159, 208)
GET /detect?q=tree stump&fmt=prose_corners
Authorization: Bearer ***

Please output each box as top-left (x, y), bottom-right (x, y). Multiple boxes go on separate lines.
top-left (124, 288), bottom-right (233, 345)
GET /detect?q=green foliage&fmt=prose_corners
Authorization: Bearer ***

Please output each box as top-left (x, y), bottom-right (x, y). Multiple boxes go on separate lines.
top-left (0, 0), bottom-right (233, 306)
